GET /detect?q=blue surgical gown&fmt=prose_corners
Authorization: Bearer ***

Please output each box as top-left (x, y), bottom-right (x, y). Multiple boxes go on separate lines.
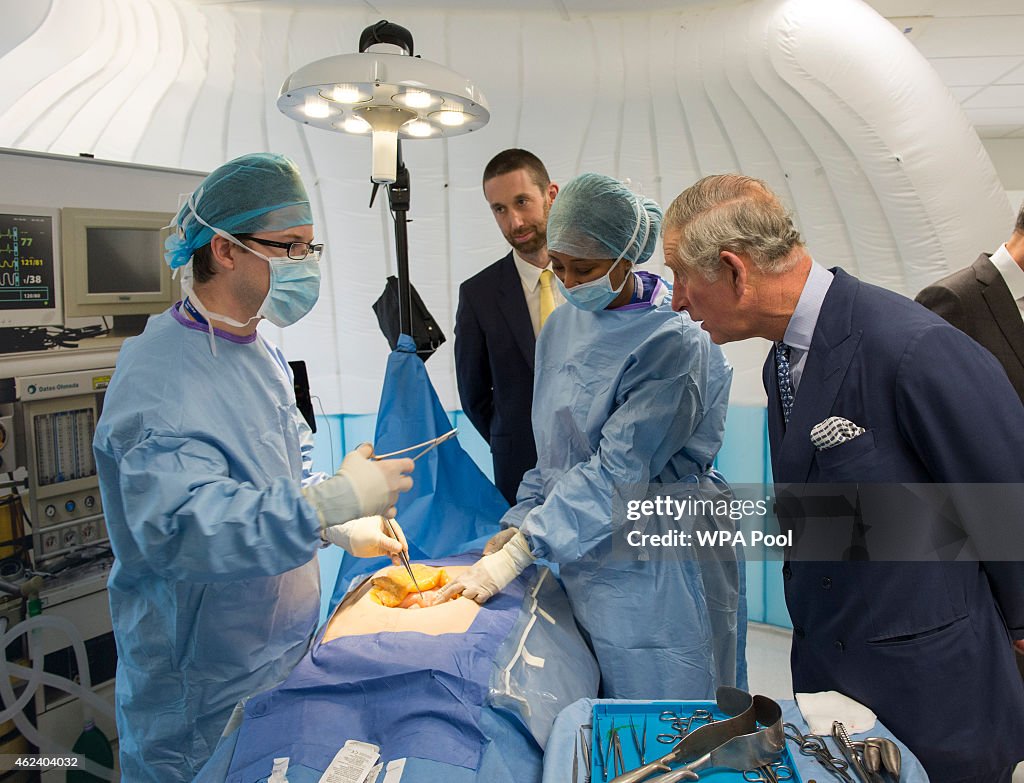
top-left (503, 278), bottom-right (739, 699)
top-left (93, 306), bottom-right (334, 783)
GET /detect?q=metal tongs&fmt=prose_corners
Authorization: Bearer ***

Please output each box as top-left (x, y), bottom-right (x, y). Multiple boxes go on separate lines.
top-left (373, 428), bottom-right (458, 462)
top-left (381, 516), bottom-right (425, 602)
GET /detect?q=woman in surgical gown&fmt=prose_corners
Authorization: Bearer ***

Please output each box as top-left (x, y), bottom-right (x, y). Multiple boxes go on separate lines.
top-left (439, 173), bottom-right (741, 699)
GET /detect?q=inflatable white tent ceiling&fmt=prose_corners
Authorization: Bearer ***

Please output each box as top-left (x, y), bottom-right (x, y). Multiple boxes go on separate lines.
top-left (0, 0), bottom-right (1012, 409)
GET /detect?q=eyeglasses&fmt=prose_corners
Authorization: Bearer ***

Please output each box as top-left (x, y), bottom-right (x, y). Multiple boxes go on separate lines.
top-left (237, 234), bottom-right (324, 261)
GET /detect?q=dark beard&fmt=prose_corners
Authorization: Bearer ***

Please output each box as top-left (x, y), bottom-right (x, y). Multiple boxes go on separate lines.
top-left (510, 231), bottom-right (546, 255)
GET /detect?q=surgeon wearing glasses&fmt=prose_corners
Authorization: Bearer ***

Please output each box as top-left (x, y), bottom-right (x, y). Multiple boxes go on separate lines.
top-left (93, 153), bottom-right (415, 783)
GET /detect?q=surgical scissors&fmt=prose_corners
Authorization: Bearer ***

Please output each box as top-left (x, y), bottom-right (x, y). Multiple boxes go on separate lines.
top-left (783, 723), bottom-right (853, 782)
top-left (373, 428), bottom-right (458, 462)
top-left (656, 708), bottom-right (715, 744)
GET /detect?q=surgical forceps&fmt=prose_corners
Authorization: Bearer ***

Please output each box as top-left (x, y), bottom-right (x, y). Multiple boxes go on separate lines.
top-left (373, 428), bottom-right (458, 462)
top-left (783, 723), bottom-right (853, 782)
top-left (382, 516), bottom-right (425, 601)
top-left (629, 716), bottom-right (647, 765)
top-left (656, 708), bottom-right (715, 744)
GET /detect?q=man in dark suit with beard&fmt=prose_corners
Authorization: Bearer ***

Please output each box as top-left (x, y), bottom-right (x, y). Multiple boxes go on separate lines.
top-left (455, 149), bottom-right (561, 505)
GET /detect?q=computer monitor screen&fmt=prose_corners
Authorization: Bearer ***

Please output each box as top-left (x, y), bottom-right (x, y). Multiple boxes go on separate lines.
top-left (86, 228), bottom-right (163, 295)
top-left (0, 206), bottom-right (63, 328)
top-left (62, 208), bottom-right (177, 320)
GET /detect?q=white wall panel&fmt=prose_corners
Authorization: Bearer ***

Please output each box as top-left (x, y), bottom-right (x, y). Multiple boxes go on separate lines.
top-left (0, 0), bottom-right (1011, 412)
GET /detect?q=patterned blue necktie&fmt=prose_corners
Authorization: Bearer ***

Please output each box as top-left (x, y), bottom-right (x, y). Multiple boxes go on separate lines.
top-left (776, 341), bottom-right (795, 426)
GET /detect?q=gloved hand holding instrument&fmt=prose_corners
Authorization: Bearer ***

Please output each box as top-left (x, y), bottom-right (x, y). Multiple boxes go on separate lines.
top-left (302, 443), bottom-right (414, 557)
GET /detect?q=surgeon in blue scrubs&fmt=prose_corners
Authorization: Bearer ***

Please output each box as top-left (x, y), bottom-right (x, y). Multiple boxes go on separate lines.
top-left (436, 173), bottom-right (742, 699)
top-left (93, 153), bottom-right (415, 783)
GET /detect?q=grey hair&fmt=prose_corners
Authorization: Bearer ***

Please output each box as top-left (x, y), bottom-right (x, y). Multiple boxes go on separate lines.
top-left (663, 174), bottom-right (803, 280)
top-left (1016, 199), bottom-right (1024, 235)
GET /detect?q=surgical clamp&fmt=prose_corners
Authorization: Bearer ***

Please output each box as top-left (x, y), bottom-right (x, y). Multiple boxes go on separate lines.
top-left (743, 762), bottom-right (795, 782)
top-left (784, 722), bottom-right (853, 783)
top-left (372, 428), bottom-right (458, 462)
top-left (613, 729), bottom-right (626, 777)
top-left (657, 709), bottom-right (715, 744)
top-left (580, 725), bottom-right (592, 783)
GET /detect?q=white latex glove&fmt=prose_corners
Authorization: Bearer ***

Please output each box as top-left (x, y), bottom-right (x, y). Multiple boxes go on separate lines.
top-left (433, 530), bottom-right (534, 605)
top-left (483, 527), bottom-right (519, 555)
top-left (323, 515), bottom-right (408, 563)
top-left (303, 444), bottom-right (414, 526)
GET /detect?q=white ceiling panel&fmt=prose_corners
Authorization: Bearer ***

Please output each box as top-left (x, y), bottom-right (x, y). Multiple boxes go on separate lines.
top-left (868, 0), bottom-right (1024, 15)
top-left (964, 84), bottom-right (1024, 107)
top-left (997, 61), bottom-right (1024, 84)
top-left (949, 85), bottom-right (982, 101)
top-left (910, 16), bottom-right (1024, 58)
top-left (927, 55), bottom-right (1022, 86)
top-left (975, 124), bottom-right (1024, 138)
top-left (928, 0), bottom-right (1024, 13)
top-left (964, 106), bottom-right (1024, 125)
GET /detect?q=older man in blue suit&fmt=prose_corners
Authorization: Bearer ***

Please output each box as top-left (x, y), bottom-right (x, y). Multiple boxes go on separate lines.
top-left (662, 174), bottom-right (1024, 783)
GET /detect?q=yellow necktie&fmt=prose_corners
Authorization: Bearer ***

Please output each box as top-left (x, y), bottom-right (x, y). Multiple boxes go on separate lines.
top-left (539, 269), bottom-right (555, 329)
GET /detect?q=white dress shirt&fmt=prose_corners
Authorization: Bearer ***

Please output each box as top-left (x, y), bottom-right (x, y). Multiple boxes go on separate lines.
top-left (513, 250), bottom-right (564, 337)
top-left (989, 243), bottom-right (1024, 322)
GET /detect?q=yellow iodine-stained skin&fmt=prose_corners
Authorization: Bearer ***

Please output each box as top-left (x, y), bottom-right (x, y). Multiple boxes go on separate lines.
top-left (369, 564), bottom-right (449, 607)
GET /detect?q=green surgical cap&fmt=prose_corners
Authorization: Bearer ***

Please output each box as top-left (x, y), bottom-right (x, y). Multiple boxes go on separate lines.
top-left (547, 173), bottom-right (662, 264)
top-left (164, 152), bottom-right (312, 269)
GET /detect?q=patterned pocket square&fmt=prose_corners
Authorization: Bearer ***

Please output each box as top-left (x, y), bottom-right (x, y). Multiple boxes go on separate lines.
top-left (810, 416), bottom-right (866, 450)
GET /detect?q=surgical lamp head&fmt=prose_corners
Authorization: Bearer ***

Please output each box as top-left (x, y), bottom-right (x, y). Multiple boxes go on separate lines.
top-left (277, 20), bottom-right (490, 184)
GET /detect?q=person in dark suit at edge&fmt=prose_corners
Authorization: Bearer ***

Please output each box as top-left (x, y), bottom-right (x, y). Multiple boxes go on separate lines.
top-left (662, 174), bottom-right (1024, 782)
top-left (917, 198), bottom-right (1024, 680)
top-left (455, 149), bottom-right (562, 504)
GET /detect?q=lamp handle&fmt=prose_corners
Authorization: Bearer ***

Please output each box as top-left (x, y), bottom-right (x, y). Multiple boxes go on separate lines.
top-left (359, 20), bottom-right (415, 57)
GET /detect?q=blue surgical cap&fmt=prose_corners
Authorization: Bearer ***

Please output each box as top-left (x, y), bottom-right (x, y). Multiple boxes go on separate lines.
top-left (547, 173), bottom-right (662, 265)
top-left (164, 152), bottom-right (312, 269)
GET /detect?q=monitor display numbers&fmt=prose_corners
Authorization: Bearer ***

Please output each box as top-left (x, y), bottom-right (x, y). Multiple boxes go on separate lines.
top-left (0, 212), bottom-right (56, 311)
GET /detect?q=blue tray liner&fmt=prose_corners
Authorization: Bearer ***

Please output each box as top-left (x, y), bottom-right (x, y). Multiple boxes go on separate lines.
top-left (590, 700), bottom-right (802, 782)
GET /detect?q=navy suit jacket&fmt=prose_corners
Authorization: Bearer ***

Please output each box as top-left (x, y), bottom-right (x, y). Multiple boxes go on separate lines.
top-left (764, 268), bottom-right (1024, 780)
top-left (455, 252), bottom-right (537, 505)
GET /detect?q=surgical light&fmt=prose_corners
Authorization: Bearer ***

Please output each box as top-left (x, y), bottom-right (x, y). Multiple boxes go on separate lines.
top-left (404, 120), bottom-right (434, 138)
top-left (397, 89), bottom-right (434, 109)
top-left (277, 20), bottom-right (489, 353)
top-left (436, 106), bottom-right (467, 127)
top-left (332, 84), bottom-right (368, 104)
top-left (341, 116), bottom-right (371, 134)
top-left (277, 20), bottom-right (489, 184)
top-left (303, 96), bottom-right (330, 119)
